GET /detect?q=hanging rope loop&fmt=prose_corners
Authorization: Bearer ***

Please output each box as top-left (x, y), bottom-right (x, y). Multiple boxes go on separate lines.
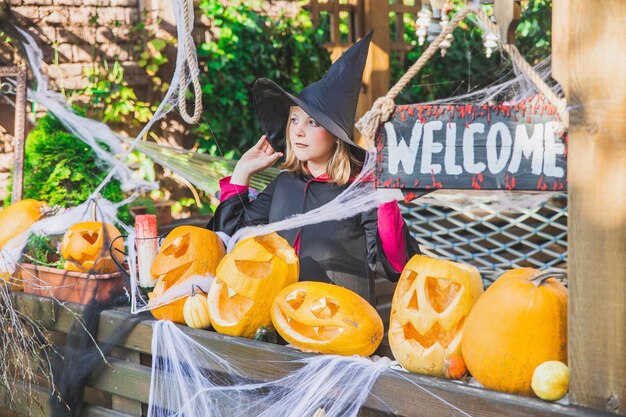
top-left (473, 9), bottom-right (569, 132)
top-left (177, 0), bottom-right (203, 125)
top-left (357, 6), bottom-right (569, 141)
top-left (356, 7), bottom-right (471, 142)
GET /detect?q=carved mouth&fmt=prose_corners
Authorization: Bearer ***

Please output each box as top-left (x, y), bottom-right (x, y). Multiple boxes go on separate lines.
top-left (213, 281), bottom-right (254, 324)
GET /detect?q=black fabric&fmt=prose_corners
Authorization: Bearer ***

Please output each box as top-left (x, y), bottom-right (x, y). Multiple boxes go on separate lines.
top-left (252, 31), bottom-right (373, 155)
top-left (207, 171), bottom-right (421, 304)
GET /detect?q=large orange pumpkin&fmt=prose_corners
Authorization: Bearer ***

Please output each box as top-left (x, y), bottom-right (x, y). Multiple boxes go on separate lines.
top-left (272, 281), bottom-right (384, 356)
top-left (148, 226), bottom-right (225, 324)
top-left (60, 221), bottom-right (124, 273)
top-left (461, 268), bottom-right (568, 396)
top-left (0, 199), bottom-right (45, 249)
top-left (208, 232), bottom-right (298, 338)
top-left (388, 255), bottom-right (483, 377)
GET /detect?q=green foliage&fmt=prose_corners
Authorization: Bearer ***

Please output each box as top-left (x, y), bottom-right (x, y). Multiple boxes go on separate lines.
top-left (20, 113), bottom-right (130, 222)
top-left (78, 60), bottom-right (156, 125)
top-left (23, 234), bottom-right (63, 268)
top-left (195, 0), bottom-right (331, 156)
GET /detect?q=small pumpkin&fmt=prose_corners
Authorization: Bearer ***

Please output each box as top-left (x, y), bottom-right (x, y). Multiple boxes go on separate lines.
top-left (60, 221), bottom-right (124, 273)
top-left (148, 226), bottom-right (225, 324)
top-left (532, 361), bottom-right (569, 401)
top-left (461, 268), bottom-right (568, 396)
top-left (208, 232), bottom-right (298, 338)
top-left (183, 285), bottom-right (211, 329)
top-left (271, 281), bottom-right (384, 356)
top-left (388, 255), bottom-right (483, 377)
top-left (0, 199), bottom-right (45, 249)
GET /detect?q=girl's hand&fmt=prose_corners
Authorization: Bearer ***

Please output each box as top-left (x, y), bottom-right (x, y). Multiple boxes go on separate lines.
top-left (231, 135), bottom-right (283, 186)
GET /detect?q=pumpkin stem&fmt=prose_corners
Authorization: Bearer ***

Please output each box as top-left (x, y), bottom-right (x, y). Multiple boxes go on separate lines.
top-left (531, 269), bottom-right (567, 287)
top-left (190, 284), bottom-right (206, 297)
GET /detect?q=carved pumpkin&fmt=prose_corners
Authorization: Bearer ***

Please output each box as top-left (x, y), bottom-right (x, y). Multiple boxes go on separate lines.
top-left (461, 268), bottom-right (568, 396)
top-left (149, 226), bottom-right (225, 324)
top-left (183, 285), bottom-right (212, 329)
top-left (208, 233), bottom-right (298, 338)
top-left (388, 255), bottom-right (483, 377)
top-left (60, 221), bottom-right (124, 273)
top-left (0, 199), bottom-right (45, 249)
top-left (271, 281), bottom-right (384, 356)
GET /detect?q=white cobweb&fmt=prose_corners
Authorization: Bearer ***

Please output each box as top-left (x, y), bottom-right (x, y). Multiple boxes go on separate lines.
top-left (148, 320), bottom-right (474, 417)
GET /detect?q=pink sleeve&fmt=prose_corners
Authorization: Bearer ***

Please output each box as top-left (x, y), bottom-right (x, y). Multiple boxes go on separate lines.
top-left (377, 201), bottom-right (407, 272)
top-left (219, 176), bottom-right (249, 202)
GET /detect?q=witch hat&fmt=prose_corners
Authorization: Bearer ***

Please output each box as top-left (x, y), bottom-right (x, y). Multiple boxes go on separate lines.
top-left (253, 31), bottom-right (373, 156)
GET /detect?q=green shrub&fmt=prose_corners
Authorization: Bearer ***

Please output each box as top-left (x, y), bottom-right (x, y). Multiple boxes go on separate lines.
top-left (196, 0), bottom-right (331, 156)
top-left (17, 113), bottom-right (130, 222)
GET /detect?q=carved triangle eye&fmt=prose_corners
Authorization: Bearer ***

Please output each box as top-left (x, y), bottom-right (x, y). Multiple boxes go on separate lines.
top-left (426, 277), bottom-right (461, 313)
top-left (310, 297), bottom-right (339, 319)
top-left (162, 233), bottom-right (190, 258)
top-left (234, 260), bottom-right (271, 279)
top-left (285, 289), bottom-right (307, 310)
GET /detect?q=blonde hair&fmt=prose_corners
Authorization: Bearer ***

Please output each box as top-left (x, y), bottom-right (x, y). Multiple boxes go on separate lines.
top-left (281, 109), bottom-right (362, 186)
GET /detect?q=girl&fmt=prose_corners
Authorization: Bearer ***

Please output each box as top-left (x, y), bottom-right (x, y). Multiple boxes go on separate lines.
top-left (208, 33), bottom-right (420, 303)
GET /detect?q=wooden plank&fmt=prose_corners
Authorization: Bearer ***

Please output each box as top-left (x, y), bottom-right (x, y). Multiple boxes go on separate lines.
top-left (358, 0), bottom-right (390, 148)
top-left (493, 0), bottom-right (521, 44)
top-left (0, 383), bottom-right (133, 417)
top-left (552, 0), bottom-right (626, 415)
top-left (12, 293), bottom-right (618, 417)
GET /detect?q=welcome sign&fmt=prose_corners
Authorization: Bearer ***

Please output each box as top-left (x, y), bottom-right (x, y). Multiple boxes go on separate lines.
top-left (375, 100), bottom-right (567, 196)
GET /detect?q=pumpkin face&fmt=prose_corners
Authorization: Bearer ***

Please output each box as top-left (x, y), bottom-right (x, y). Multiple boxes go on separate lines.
top-left (61, 221), bottom-right (124, 273)
top-left (148, 226), bottom-right (225, 324)
top-left (388, 255), bottom-right (483, 377)
top-left (208, 233), bottom-right (298, 338)
top-left (272, 281), bottom-right (384, 356)
top-left (183, 286), bottom-right (212, 330)
top-left (461, 268), bottom-right (568, 396)
top-left (0, 199), bottom-right (45, 249)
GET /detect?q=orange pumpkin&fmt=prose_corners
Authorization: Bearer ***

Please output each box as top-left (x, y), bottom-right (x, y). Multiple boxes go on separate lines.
top-left (60, 221), bottom-right (124, 273)
top-left (388, 255), bottom-right (483, 377)
top-left (461, 268), bottom-right (568, 396)
top-left (272, 281), bottom-right (384, 356)
top-left (148, 226), bottom-right (225, 324)
top-left (208, 232), bottom-right (298, 338)
top-left (0, 199), bottom-right (45, 249)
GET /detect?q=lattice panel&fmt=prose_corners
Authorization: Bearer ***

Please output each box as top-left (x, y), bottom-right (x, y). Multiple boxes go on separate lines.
top-left (402, 194), bottom-right (568, 283)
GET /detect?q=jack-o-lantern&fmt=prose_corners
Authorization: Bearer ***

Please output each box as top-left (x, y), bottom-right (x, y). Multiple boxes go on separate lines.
top-left (0, 199), bottom-right (45, 249)
top-left (208, 233), bottom-right (298, 338)
top-left (388, 255), bottom-right (483, 377)
top-left (271, 281), bottom-right (384, 356)
top-left (461, 268), bottom-right (567, 396)
top-left (60, 222), bottom-right (124, 274)
top-left (149, 226), bottom-right (225, 324)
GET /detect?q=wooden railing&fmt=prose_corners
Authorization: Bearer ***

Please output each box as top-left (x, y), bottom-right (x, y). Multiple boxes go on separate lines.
top-left (0, 293), bottom-right (611, 417)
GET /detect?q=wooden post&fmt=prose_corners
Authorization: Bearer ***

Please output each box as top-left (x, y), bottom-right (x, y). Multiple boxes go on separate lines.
top-left (552, 1), bottom-right (626, 414)
top-left (357, 0), bottom-right (390, 147)
top-left (0, 66), bottom-right (28, 202)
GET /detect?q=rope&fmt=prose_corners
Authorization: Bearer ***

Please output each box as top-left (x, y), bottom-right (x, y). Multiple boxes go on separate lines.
top-left (356, 6), bottom-right (569, 142)
top-left (177, 0), bottom-right (203, 125)
top-left (355, 8), bottom-right (471, 144)
top-left (474, 9), bottom-right (569, 131)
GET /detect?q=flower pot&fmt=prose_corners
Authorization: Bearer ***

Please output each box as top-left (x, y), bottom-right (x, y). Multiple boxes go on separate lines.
top-left (20, 263), bottom-right (127, 305)
top-left (129, 201), bottom-right (174, 225)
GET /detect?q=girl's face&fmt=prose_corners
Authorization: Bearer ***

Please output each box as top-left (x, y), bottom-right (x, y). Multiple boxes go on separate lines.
top-left (287, 107), bottom-right (336, 166)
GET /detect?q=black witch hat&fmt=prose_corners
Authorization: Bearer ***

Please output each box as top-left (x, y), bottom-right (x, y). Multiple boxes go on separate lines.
top-left (253, 31), bottom-right (373, 157)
